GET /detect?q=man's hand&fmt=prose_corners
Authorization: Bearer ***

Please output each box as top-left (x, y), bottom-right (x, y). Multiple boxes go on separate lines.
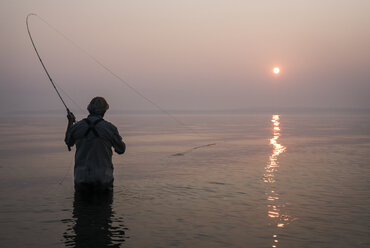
top-left (67, 110), bottom-right (76, 124)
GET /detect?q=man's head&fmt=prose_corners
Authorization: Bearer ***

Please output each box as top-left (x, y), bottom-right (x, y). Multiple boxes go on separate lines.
top-left (87, 97), bottom-right (109, 117)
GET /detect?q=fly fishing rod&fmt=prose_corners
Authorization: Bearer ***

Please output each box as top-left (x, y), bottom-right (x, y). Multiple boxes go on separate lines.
top-left (26, 13), bottom-right (197, 132)
top-left (26, 13), bottom-right (74, 151)
top-left (26, 13), bottom-right (216, 154)
top-left (26, 13), bottom-right (70, 112)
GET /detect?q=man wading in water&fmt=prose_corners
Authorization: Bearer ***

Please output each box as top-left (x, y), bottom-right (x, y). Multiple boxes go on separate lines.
top-left (65, 97), bottom-right (126, 192)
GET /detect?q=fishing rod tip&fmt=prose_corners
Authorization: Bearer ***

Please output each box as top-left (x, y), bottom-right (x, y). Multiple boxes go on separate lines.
top-left (27, 13), bottom-right (37, 18)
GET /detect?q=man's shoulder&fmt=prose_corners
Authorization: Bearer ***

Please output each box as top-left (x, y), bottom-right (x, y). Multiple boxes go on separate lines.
top-left (75, 118), bottom-right (90, 126)
top-left (70, 119), bottom-right (86, 129)
top-left (101, 119), bottom-right (118, 130)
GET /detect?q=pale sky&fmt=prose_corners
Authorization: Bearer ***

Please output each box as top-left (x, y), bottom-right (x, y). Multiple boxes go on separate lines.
top-left (1, 0), bottom-right (370, 113)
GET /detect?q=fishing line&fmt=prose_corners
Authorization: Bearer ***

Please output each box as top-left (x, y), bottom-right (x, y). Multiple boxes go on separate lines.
top-left (171, 143), bottom-right (216, 157)
top-left (28, 13), bottom-right (196, 133)
top-left (58, 152), bottom-right (75, 185)
top-left (54, 81), bottom-right (85, 113)
top-left (27, 13), bottom-right (215, 156)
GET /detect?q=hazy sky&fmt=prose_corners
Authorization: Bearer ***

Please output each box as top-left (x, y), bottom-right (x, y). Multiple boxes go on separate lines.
top-left (1, 0), bottom-right (369, 113)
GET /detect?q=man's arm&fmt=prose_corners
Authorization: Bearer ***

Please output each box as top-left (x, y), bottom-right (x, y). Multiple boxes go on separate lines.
top-left (112, 126), bottom-right (126, 154)
top-left (65, 110), bottom-right (76, 151)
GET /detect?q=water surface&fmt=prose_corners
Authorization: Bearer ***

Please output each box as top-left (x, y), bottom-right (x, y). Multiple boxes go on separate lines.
top-left (0, 112), bottom-right (369, 247)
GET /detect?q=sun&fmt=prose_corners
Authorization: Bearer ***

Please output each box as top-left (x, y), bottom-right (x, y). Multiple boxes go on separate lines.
top-left (273, 67), bottom-right (280, 75)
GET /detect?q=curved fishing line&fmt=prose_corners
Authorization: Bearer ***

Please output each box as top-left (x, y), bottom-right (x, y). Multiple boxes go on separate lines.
top-left (171, 143), bottom-right (216, 157)
top-left (28, 13), bottom-right (216, 159)
top-left (31, 13), bottom-right (197, 134)
top-left (58, 152), bottom-right (75, 185)
top-left (54, 81), bottom-right (85, 113)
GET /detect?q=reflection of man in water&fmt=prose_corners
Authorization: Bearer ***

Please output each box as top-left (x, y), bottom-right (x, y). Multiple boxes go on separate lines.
top-left (65, 97), bottom-right (126, 191)
top-left (63, 191), bottom-right (127, 248)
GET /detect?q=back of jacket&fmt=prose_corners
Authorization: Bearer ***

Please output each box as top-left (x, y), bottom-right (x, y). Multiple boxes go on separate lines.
top-left (65, 115), bottom-right (125, 185)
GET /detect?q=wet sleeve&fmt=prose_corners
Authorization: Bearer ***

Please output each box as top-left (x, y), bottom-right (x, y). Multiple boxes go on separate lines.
top-left (111, 126), bottom-right (126, 154)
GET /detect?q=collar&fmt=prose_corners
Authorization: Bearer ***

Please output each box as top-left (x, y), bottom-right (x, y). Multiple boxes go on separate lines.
top-left (88, 114), bottom-right (103, 119)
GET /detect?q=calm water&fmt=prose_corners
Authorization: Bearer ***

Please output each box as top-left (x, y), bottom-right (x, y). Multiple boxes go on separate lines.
top-left (0, 112), bottom-right (369, 248)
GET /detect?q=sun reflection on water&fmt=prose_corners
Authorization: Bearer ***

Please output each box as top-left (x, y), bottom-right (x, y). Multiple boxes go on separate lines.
top-left (263, 115), bottom-right (289, 247)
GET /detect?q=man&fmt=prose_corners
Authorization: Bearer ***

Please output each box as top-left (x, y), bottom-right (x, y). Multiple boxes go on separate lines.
top-left (65, 97), bottom-right (126, 192)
